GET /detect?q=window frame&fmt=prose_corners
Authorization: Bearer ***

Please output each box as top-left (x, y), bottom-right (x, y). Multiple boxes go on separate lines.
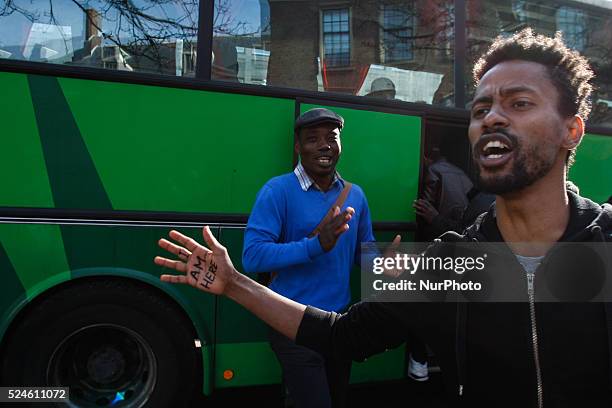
top-left (379, 3), bottom-right (416, 64)
top-left (319, 7), bottom-right (353, 69)
top-left (555, 5), bottom-right (588, 52)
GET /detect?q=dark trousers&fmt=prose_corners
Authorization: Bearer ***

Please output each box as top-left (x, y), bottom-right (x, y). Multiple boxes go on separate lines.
top-left (409, 336), bottom-right (428, 363)
top-left (268, 329), bottom-right (352, 408)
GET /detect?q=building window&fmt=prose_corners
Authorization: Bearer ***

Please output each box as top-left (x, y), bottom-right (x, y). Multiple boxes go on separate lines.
top-left (381, 5), bottom-right (414, 63)
top-left (512, 0), bottom-right (527, 23)
top-left (556, 6), bottom-right (587, 52)
top-left (322, 9), bottom-right (350, 67)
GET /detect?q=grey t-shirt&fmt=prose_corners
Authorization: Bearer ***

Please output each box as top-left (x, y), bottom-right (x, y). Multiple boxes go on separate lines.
top-left (515, 254), bottom-right (544, 275)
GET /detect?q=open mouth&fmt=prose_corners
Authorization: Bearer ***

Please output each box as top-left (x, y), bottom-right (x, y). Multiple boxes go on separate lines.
top-left (475, 133), bottom-right (515, 168)
top-left (315, 156), bottom-right (333, 166)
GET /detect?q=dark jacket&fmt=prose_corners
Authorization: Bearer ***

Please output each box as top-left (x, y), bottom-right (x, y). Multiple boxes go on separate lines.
top-left (422, 158), bottom-right (474, 239)
top-left (297, 192), bottom-right (612, 407)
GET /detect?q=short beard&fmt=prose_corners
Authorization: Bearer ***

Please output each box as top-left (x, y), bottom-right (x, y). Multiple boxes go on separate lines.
top-left (475, 144), bottom-right (555, 195)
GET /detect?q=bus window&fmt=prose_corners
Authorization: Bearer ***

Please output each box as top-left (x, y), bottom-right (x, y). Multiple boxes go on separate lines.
top-left (0, 0), bottom-right (199, 77)
top-left (212, 0), bottom-right (455, 106)
top-left (464, 0), bottom-right (612, 128)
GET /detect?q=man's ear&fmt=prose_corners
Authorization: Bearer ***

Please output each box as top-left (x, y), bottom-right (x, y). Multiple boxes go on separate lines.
top-left (294, 137), bottom-right (301, 156)
top-left (562, 115), bottom-right (584, 150)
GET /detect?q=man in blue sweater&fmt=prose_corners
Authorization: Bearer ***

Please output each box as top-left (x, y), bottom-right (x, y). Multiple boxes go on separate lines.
top-left (241, 108), bottom-right (374, 408)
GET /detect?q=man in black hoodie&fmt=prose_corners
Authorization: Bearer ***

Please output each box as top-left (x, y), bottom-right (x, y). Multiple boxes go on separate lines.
top-left (155, 29), bottom-right (612, 407)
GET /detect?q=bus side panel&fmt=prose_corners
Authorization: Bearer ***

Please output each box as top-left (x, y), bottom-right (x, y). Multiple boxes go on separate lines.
top-left (0, 72), bottom-right (55, 208)
top-left (569, 133), bottom-right (612, 204)
top-left (58, 77), bottom-right (295, 213)
top-left (0, 223), bottom-right (71, 343)
top-left (0, 224), bottom-right (70, 300)
top-left (0, 237), bottom-right (27, 341)
top-left (214, 227), bottom-right (282, 387)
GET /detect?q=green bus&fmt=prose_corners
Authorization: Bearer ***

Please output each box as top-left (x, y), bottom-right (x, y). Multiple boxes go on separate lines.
top-left (0, 0), bottom-right (611, 407)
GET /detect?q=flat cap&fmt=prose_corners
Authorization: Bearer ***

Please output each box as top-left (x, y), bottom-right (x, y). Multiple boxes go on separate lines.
top-left (294, 108), bottom-right (344, 131)
top-left (368, 77), bottom-right (395, 94)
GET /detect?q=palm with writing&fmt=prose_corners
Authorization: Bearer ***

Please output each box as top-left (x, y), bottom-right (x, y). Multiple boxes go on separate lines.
top-left (154, 226), bottom-right (235, 295)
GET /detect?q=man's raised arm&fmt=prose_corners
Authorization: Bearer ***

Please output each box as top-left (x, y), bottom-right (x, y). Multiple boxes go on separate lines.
top-left (242, 183), bottom-right (354, 273)
top-left (155, 226), bottom-right (306, 340)
top-left (154, 226), bottom-right (411, 357)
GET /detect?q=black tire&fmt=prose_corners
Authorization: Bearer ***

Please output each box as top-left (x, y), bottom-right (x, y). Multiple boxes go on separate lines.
top-left (0, 278), bottom-right (201, 408)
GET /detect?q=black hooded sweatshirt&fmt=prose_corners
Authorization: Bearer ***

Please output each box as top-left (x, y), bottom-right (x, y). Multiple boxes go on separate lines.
top-left (296, 192), bottom-right (612, 408)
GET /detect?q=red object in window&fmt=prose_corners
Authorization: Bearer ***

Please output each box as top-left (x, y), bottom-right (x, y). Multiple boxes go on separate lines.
top-left (322, 60), bottom-right (370, 95)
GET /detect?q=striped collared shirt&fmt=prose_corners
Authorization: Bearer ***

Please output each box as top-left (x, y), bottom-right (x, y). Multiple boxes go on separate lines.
top-left (293, 162), bottom-right (342, 192)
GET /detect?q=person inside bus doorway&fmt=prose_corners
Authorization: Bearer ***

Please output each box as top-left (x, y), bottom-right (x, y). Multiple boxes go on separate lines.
top-left (239, 108), bottom-right (378, 408)
top-left (414, 146), bottom-right (476, 241)
top-left (155, 29), bottom-right (612, 407)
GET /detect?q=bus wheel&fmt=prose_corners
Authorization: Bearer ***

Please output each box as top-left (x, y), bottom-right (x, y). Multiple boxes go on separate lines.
top-left (0, 278), bottom-right (201, 408)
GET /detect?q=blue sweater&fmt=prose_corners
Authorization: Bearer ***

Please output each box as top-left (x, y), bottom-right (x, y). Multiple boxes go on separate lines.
top-left (242, 173), bottom-right (375, 312)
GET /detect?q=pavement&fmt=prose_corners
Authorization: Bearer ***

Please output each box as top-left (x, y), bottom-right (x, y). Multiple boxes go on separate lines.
top-left (202, 373), bottom-right (448, 407)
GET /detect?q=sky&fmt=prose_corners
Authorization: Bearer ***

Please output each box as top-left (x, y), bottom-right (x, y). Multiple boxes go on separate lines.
top-left (0, 0), bottom-right (199, 50)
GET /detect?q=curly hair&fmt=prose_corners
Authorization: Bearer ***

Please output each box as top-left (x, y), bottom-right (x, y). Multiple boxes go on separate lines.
top-left (473, 28), bottom-right (594, 167)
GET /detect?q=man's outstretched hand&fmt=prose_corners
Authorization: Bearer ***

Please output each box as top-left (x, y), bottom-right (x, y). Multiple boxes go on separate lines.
top-left (155, 226), bottom-right (306, 341)
top-left (154, 226), bottom-right (236, 295)
top-left (383, 234), bottom-right (403, 278)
